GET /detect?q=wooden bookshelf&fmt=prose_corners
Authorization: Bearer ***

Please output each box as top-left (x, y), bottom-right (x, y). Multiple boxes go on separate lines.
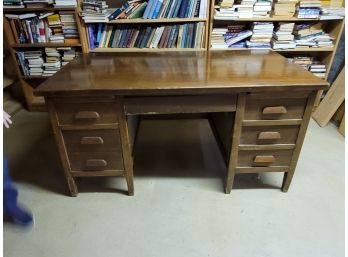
top-left (2, 0), bottom-right (345, 112)
top-left (84, 18), bottom-right (208, 24)
top-left (3, 7), bottom-right (77, 12)
top-left (90, 47), bottom-right (206, 52)
top-left (11, 43), bottom-right (82, 47)
top-left (3, 6), bottom-right (88, 111)
top-left (210, 47), bottom-right (335, 52)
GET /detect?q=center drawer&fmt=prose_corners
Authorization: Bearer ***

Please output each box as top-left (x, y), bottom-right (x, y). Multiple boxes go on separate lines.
top-left (240, 125), bottom-right (300, 145)
top-left (238, 149), bottom-right (293, 167)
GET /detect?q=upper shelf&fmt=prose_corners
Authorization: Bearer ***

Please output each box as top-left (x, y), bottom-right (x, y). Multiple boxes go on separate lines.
top-left (210, 47), bottom-right (335, 52)
top-left (84, 18), bottom-right (208, 24)
top-left (11, 43), bottom-right (82, 47)
top-left (3, 7), bottom-right (77, 12)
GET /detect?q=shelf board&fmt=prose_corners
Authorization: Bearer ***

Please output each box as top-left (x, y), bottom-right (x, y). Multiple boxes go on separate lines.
top-left (214, 16), bottom-right (331, 21)
top-left (90, 48), bottom-right (206, 52)
top-left (11, 43), bottom-right (82, 47)
top-left (85, 18), bottom-right (208, 24)
top-left (210, 47), bottom-right (334, 52)
top-left (3, 7), bottom-right (76, 12)
top-left (214, 16), bottom-right (345, 21)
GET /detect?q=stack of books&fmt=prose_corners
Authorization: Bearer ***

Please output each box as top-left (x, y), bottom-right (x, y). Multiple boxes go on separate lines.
top-left (214, 6), bottom-right (239, 19)
top-left (15, 50), bottom-right (44, 76)
top-left (60, 47), bottom-right (76, 65)
top-left (54, 0), bottom-right (77, 7)
top-left (297, 0), bottom-right (321, 18)
top-left (289, 56), bottom-right (326, 78)
top-left (15, 48), bottom-right (77, 77)
top-left (46, 13), bottom-right (65, 43)
top-left (80, 0), bottom-right (113, 22)
top-left (4, 0), bottom-right (24, 8)
top-left (320, 7), bottom-right (345, 19)
top-left (219, 0), bottom-right (234, 8)
top-left (224, 25), bottom-right (252, 48)
top-left (60, 11), bottom-right (80, 43)
top-left (86, 22), bottom-right (205, 49)
top-left (247, 22), bottom-right (274, 49)
top-left (43, 48), bottom-right (62, 76)
top-left (232, 0), bottom-right (256, 18)
top-left (272, 0), bottom-right (297, 17)
top-left (253, 0), bottom-right (272, 18)
top-left (294, 23), bottom-right (333, 48)
top-left (23, 0), bottom-right (53, 7)
top-left (211, 28), bottom-right (228, 48)
top-left (271, 22), bottom-right (296, 49)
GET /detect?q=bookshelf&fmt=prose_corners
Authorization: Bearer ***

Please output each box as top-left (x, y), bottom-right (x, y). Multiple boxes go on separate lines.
top-left (2, 0), bottom-right (345, 111)
top-left (3, 6), bottom-right (88, 111)
top-left (209, 4), bottom-right (344, 80)
top-left (80, 0), bottom-right (211, 52)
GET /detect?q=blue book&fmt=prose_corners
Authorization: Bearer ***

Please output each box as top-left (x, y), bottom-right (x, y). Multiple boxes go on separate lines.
top-left (147, 0), bottom-right (158, 18)
top-left (167, 0), bottom-right (177, 18)
top-left (152, 0), bottom-right (163, 18)
top-left (172, 0), bottom-right (183, 17)
top-left (182, 24), bottom-right (188, 48)
top-left (87, 24), bottom-right (95, 49)
top-left (96, 23), bottom-right (104, 46)
top-left (108, 3), bottom-right (129, 21)
top-left (178, 0), bottom-right (189, 18)
top-left (143, 0), bottom-right (155, 18)
top-left (164, 0), bottom-right (173, 17)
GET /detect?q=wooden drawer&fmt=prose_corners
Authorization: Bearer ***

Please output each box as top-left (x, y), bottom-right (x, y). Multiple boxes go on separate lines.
top-left (68, 152), bottom-right (124, 171)
top-left (240, 125), bottom-right (299, 145)
top-left (54, 101), bottom-right (118, 126)
top-left (244, 98), bottom-right (307, 120)
top-left (63, 130), bottom-right (122, 153)
top-left (238, 150), bottom-right (293, 167)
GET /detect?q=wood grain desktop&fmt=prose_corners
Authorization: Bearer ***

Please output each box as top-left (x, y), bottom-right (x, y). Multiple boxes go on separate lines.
top-left (35, 50), bottom-right (327, 196)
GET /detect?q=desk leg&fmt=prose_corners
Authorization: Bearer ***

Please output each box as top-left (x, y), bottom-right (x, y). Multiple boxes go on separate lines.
top-left (225, 93), bottom-right (246, 193)
top-left (118, 99), bottom-right (135, 196)
top-left (47, 99), bottom-right (78, 197)
top-left (281, 92), bottom-right (316, 192)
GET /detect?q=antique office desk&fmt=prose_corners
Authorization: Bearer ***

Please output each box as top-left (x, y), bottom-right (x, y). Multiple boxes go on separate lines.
top-left (35, 51), bottom-right (327, 196)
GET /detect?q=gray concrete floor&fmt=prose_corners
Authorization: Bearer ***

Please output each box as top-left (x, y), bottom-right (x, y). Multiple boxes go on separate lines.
top-left (3, 109), bottom-right (344, 257)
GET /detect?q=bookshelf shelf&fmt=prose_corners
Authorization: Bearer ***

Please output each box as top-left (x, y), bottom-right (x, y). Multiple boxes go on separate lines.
top-left (11, 43), bottom-right (82, 47)
top-left (90, 48), bottom-right (206, 52)
top-left (3, 7), bottom-right (77, 12)
top-left (210, 47), bottom-right (335, 52)
top-left (85, 18), bottom-right (208, 24)
top-left (213, 17), bottom-right (344, 22)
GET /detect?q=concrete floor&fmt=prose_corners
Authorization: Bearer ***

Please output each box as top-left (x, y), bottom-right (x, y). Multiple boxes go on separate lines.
top-left (3, 109), bottom-right (345, 257)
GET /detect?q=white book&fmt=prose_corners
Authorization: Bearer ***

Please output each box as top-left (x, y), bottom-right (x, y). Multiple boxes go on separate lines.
top-left (151, 26), bottom-right (165, 48)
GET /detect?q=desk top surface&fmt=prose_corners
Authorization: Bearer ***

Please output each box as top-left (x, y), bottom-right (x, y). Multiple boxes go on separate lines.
top-left (35, 51), bottom-right (327, 96)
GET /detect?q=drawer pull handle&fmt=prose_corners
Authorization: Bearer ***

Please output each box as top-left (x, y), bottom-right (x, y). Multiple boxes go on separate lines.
top-left (262, 106), bottom-right (287, 115)
top-left (81, 137), bottom-right (104, 145)
top-left (74, 111), bottom-right (100, 120)
top-left (258, 132), bottom-right (281, 140)
top-left (254, 155), bottom-right (276, 164)
top-left (86, 159), bottom-right (107, 167)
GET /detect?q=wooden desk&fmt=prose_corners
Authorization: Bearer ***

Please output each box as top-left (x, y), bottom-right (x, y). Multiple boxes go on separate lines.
top-left (35, 51), bottom-right (327, 196)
